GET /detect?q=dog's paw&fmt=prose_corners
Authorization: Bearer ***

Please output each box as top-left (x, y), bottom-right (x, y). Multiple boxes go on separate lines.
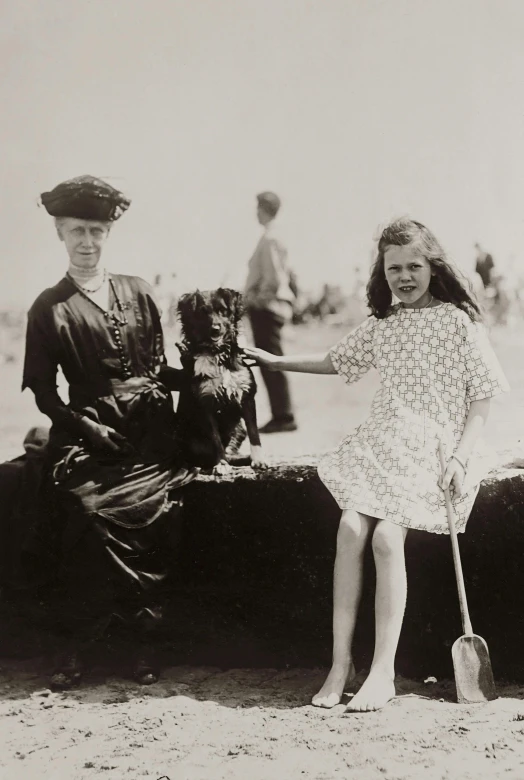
top-left (251, 457), bottom-right (268, 470)
top-left (212, 460), bottom-right (233, 476)
top-left (249, 445), bottom-right (267, 470)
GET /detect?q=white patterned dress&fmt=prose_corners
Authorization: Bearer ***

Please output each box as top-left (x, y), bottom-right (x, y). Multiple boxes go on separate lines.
top-left (317, 303), bottom-right (509, 533)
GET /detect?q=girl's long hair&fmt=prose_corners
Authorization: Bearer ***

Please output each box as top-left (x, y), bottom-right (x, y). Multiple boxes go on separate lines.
top-left (367, 219), bottom-right (482, 321)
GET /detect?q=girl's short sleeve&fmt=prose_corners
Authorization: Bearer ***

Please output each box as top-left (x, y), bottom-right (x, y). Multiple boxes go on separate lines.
top-left (462, 318), bottom-right (509, 402)
top-left (330, 316), bottom-right (376, 386)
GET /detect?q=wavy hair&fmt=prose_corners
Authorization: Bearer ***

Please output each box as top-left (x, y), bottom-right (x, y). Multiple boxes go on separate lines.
top-left (366, 219), bottom-right (481, 321)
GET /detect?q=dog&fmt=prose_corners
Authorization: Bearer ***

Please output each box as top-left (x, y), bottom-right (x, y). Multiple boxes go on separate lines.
top-left (174, 288), bottom-right (266, 473)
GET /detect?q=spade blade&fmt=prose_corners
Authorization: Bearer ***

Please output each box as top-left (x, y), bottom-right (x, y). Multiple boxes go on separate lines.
top-left (452, 634), bottom-right (497, 704)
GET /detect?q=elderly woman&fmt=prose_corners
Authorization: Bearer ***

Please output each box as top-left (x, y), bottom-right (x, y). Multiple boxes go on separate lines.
top-left (22, 176), bottom-right (192, 689)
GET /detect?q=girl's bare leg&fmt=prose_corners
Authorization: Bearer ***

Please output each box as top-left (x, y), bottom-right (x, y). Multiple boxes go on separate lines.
top-left (346, 520), bottom-right (408, 712)
top-left (312, 510), bottom-right (375, 708)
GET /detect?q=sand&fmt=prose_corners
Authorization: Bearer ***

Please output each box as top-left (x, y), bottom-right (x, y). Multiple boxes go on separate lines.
top-left (0, 660), bottom-right (523, 779)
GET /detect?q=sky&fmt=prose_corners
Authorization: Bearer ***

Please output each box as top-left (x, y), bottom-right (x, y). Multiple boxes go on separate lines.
top-left (2, 0), bottom-right (524, 307)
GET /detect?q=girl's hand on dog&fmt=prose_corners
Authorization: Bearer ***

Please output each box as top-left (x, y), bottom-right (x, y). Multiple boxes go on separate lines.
top-left (439, 456), bottom-right (466, 497)
top-left (243, 347), bottom-right (280, 370)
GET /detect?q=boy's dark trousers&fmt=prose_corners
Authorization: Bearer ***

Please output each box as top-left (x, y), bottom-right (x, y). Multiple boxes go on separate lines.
top-left (248, 308), bottom-right (295, 423)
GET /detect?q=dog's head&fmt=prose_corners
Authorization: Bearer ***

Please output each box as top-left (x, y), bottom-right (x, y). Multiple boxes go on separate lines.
top-left (177, 288), bottom-right (244, 352)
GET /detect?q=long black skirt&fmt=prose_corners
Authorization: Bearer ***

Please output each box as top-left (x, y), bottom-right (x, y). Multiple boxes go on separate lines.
top-left (2, 379), bottom-right (198, 638)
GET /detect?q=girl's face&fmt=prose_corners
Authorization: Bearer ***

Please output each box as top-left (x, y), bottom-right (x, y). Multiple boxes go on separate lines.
top-left (383, 244), bottom-right (433, 307)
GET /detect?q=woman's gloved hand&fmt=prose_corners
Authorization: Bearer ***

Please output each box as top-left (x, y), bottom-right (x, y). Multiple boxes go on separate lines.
top-left (79, 417), bottom-right (132, 453)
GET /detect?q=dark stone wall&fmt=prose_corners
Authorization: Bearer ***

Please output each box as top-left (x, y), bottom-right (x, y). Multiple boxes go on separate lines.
top-left (1, 458), bottom-right (524, 680)
top-left (172, 464), bottom-right (524, 681)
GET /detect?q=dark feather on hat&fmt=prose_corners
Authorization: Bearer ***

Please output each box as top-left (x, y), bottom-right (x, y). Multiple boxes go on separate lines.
top-left (40, 175), bottom-right (131, 221)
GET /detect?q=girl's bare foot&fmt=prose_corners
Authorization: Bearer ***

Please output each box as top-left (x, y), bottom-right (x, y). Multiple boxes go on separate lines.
top-left (312, 661), bottom-right (356, 708)
top-left (345, 668), bottom-right (395, 712)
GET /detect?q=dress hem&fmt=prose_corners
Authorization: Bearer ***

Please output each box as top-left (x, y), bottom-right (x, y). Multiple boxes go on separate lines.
top-left (329, 499), bottom-right (466, 535)
top-left (317, 462), bottom-right (471, 535)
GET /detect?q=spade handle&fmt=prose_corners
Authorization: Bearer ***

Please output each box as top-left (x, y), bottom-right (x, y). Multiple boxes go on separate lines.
top-left (438, 442), bottom-right (474, 637)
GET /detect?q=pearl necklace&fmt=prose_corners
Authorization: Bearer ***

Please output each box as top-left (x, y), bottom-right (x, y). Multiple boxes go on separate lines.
top-left (66, 269), bottom-right (108, 293)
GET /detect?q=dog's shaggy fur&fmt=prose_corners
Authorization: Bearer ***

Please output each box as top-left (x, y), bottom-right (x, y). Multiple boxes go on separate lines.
top-left (174, 288), bottom-right (265, 472)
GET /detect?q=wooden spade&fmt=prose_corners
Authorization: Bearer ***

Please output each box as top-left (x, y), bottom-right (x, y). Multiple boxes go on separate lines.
top-left (438, 443), bottom-right (497, 704)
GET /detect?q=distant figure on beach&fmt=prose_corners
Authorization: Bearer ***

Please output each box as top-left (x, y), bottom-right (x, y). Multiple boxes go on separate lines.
top-left (474, 242), bottom-right (495, 289)
top-left (153, 272), bottom-right (179, 329)
top-left (244, 191), bottom-right (297, 433)
top-left (491, 273), bottom-right (512, 327)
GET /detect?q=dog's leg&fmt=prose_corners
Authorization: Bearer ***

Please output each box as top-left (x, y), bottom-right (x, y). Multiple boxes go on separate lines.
top-left (224, 421), bottom-right (247, 461)
top-left (200, 403), bottom-right (232, 475)
top-left (241, 396), bottom-right (267, 469)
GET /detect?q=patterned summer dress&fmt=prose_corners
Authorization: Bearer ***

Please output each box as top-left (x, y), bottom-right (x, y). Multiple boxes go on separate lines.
top-left (317, 303), bottom-right (509, 533)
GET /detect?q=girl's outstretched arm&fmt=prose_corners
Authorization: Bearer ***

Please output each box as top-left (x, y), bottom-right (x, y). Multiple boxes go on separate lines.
top-left (243, 347), bottom-right (336, 375)
top-left (440, 397), bottom-right (491, 495)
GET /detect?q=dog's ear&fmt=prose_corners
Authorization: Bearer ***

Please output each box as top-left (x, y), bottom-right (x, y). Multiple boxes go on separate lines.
top-left (217, 288), bottom-right (245, 323)
top-left (177, 290), bottom-right (204, 321)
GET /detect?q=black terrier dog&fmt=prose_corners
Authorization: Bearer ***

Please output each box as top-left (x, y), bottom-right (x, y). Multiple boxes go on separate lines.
top-left (175, 288), bottom-right (266, 473)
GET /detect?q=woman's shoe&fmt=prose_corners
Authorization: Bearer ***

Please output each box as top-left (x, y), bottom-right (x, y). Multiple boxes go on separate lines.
top-left (132, 656), bottom-right (160, 685)
top-left (50, 651), bottom-right (84, 691)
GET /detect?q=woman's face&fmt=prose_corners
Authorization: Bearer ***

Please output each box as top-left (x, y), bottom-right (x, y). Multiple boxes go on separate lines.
top-left (56, 218), bottom-right (111, 269)
top-left (383, 244), bottom-right (433, 308)
top-left (256, 206), bottom-right (272, 226)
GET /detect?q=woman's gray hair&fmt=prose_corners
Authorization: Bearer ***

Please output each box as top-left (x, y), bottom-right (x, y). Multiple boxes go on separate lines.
top-left (54, 216), bottom-right (111, 229)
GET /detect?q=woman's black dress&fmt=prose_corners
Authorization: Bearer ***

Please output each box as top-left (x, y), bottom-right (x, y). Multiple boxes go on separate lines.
top-left (21, 273), bottom-right (193, 636)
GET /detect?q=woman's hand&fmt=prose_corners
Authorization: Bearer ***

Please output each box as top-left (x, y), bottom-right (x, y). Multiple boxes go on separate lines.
top-left (242, 347), bottom-right (280, 371)
top-left (439, 455), bottom-right (466, 497)
top-left (80, 418), bottom-right (131, 453)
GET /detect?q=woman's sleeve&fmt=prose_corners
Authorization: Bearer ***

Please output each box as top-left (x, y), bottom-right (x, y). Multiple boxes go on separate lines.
top-left (22, 307), bottom-right (86, 435)
top-left (329, 316), bottom-right (377, 386)
top-left (462, 318), bottom-right (510, 402)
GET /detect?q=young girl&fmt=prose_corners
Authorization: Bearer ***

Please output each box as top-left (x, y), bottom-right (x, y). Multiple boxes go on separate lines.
top-left (245, 218), bottom-right (509, 713)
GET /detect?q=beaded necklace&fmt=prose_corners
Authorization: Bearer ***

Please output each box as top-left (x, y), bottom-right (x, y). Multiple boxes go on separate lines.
top-left (66, 273), bottom-right (131, 378)
top-left (106, 277), bottom-right (128, 326)
top-left (67, 273), bottom-right (127, 325)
